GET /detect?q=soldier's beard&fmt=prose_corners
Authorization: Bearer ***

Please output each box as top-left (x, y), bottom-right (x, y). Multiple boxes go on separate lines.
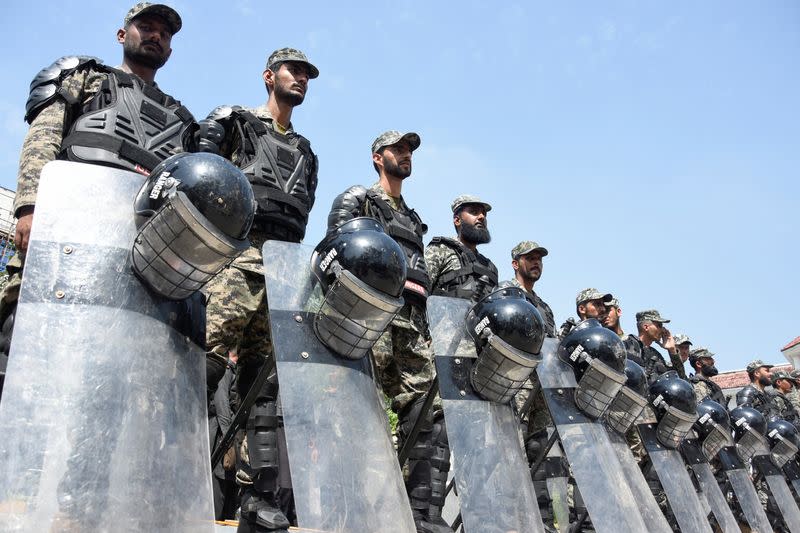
top-left (758, 376), bottom-right (771, 387)
top-left (124, 41), bottom-right (168, 69)
top-left (383, 159), bottom-right (411, 179)
top-left (700, 364), bottom-right (719, 378)
top-left (460, 221), bottom-right (490, 245)
top-left (274, 82), bottom-right (305, 106)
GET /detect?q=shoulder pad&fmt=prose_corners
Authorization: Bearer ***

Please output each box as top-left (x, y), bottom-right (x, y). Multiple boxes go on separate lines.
top-left (207, 105), bottom-right (235, 121)
top-left (25, 55), bottom-right (102, 123)
top-left (737, 386), bottom-right (758, 403)
top-left (429, 236), bottom-right (461, 249)
top-left (345, 184), bottom-right (368, 199)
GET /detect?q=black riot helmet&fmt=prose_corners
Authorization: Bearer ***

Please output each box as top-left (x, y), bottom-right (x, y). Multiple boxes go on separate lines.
top-left (605, 359), bottom-right (648, 434)
top-left (730, 406), bottom-right (770, 462)
top-left (132, 152), bottom-right (255, 300)
top-left (767, 419), bottom-right (800, 468)
top-left (464, 287), bottom-right (544, 403)
top-left (310, 218), bottom-right (406, 360)
top-left (558, 319), bottom-right (628, 418)
top-left (693, 399), bottom-right (733, 460)
top-left (648, 371), bottom-right (698, 448)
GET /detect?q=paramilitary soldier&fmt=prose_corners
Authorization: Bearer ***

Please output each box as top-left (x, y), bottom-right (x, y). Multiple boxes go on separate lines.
top-left (787, 370), bottom-right (800, 412)
top-left (632, 309), bottom-right (686, 382)
top-left (769, 370), bottom-right (799, 425)
top-left (687, 347), bottom-right (726, 405)
top-left (198, 48), bottom-right (319, 533)
top-left (604, 297), bottom-right (644, 364)
top-left (425, 194), bottom-right (497, 302)
top-left (0, 2), bottom-right (191, 369)
top-left (736, 359), bottom-right (777, 419)
top-left (326, 131), bottom-right (451, 533)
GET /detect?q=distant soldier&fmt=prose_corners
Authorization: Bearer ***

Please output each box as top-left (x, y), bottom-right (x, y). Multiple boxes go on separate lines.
top-left (687, 347), bottom-right (726, 405)
top-left (736, 359), bottom-right (777, 419)
top-left (498, 240), bottom-right (555, 337)
top-left (425, 195), bottom-right (497, 302)
top-left (788, 370), bottom-right (800, 411)
top-left (633, 309), bottom-right (686, 382)
top-left (604, 297), bottom-right (643, 365)
top-left (673, 333), bottom-right (692, 367)
top-left (769, 370), bottom-right (799, 425)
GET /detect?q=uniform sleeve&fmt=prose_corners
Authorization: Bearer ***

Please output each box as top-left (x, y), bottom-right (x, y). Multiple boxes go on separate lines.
top-left (668, 350), bottom-right (688, 380)
top-left (326, 185), bottom-right (366, 233)
top-left (424, 244), bottom-right (446, 289)
top-left (693, 381), bottom-right (709, 403)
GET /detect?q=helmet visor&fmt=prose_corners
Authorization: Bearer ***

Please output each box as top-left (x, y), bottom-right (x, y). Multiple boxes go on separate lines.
top-left (735, 427), bottom-right (770, 463)
top-left (605, 386), bottom-right (647, 434)
top-left (469, 333), bottom-right (540, 404)
top-left (574, 358), bottom-right (627, 419)
top-left (655, 404), bottom-right (697, 449)
top-left (770, 435), bottom-right (799, 469)
top-left (701, 422), bottom-right (734, 461)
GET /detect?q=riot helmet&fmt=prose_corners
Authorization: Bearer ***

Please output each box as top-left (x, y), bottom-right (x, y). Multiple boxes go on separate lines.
top-left (693, 399), bottom-right (733, 460)
top-left (605, 359), bottom-right (648, 434)
top-left (464, 287), bottom-right (544, 403)
top-left (311, 217), bottom-right (406, 360)
top-left (767, 419), bottom-right (800, 468)
top-left (648, 371), bottom-right (698, 448)
top-left (730, 406), bottom-right (770, 462)
top-left (558, 319), bottom-right (627, 418)
top-left (132, 152), bottom-right (255, 300)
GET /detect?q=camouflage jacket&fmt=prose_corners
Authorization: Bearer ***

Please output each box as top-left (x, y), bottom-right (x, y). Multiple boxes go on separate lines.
top-left (768, 390), bottom-right (800, 425)
top-left (497, 278), bottom-right (556, 337)
top-left (424, 237), bottom-right (497, 302)
top-left (689, 373), bottom-right (726, 405)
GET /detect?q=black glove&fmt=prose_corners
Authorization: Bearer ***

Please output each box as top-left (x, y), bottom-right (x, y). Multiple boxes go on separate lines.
top-left (194, 118), bottom-right (224, 154)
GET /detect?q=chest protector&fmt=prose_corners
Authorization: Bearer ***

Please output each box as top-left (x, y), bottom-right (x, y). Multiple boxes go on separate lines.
top-left (228, 109), bottom-right (317, 243)
top-left (363, 190), bottom-right (429, 305)
top-left (59, 67), bottom-right (194, 175)
top-left (429, 237), bottom-right (497, 301)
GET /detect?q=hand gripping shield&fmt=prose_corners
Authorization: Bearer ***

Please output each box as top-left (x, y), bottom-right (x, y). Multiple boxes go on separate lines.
top-left (0, 162), bottom-right (213, 532)
top-left (427, 295), bottom-right (544, 533)
top-left (263, 240), bottom-right (414, 533)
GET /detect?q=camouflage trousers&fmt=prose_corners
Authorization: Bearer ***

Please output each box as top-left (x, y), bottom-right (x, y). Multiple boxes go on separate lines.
top-left (0, 253), bottom-right (24, 323)
top-left (514, 373), bottom-right (553, 440)
top-left (371, 303), bottom-right (435, 414)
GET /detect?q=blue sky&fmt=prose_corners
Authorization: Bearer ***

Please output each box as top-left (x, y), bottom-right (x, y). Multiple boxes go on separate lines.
top-left (1, 1), bottom-right (797, 373)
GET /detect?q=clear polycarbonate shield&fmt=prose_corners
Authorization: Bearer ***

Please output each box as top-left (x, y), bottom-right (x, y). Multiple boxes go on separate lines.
top-left (537, 339), bottom-right (649, 532)
top-left (681, 439), bottom-right (740, 532)
top-left (0, 162), bottom-right (213, 532)
top-left (784, 459), bottom-right (800, 496)
top-left (636, 423), bottom-right (713, 533)
top-left (262, 241), bottom-right (415, 533)
top-left (753, 455), bottom-right (800, 532)
top-left (605, 431), bottom-right (673, 533)
top-left (546, 475), bottom-right (569, 533)
top-left (427, 295), bottom-right (543, 533)
top-left (718, 446), bottom-right (774, 533)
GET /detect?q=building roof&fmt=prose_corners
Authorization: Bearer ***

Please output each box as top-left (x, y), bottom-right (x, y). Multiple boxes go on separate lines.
top-left (782, 336), bottom-right (800, 352)
top-left (711, 363), bottom-right (793, 390)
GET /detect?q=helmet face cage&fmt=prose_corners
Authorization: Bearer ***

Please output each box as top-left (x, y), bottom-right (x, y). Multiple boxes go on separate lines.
top-left (735, 426), bottom-right (770, 463)
top-left (651, 399), bottom-right (697, 449)
top-left (605, 385), bottom-right (647, 434)
top-left (132, 190), bottom-right (249, 300)
top-left (469, 333), bottom-right (540, 404)
top-left (573, 357), bottom-right (627, 419)
top-left (313, 262), bottom-right (404, 360)
top-left (769, 430), bottom-right (799, 468)
top-left (701, 421), bottom-right (734, 461)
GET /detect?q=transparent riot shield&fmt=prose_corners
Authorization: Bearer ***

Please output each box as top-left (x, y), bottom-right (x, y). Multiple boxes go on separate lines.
top-left (262, 241), bottom-right (415, 533)
top-left (718, 446), bottom-right (774, 532)
top-left (427, 296), bottom-right (543, 533)
top-left (680, 439), bottom-right (740, 532)
top-left (753, 455), bottom-right (800, 532)
top-left (536, 339), bottom-right (649, 532)
top-left (0, 161), bottom-right (213, 532)
top-left (784, 459), bottom-right (800, 496)
top-left (636, 423), bottom-right (713, 532)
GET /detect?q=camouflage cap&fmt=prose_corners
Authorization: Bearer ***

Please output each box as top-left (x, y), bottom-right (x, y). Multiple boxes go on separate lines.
top-left (511, 240), bottom-right (548, 259)
top-left (791, 369), bottom-right (800, 380)
top-left (745, 359), bottom-right (774, 373)
top-left (688, 347), bottom-right (714, 364)
top-left (124, 3), bottom-right (182, 34)
top-left (635, 309), bottom-right (670, 324)
top-left (772, 370), bottom-right (793, 383)
top-left (451, 194), bottom-right (492, 214)
top-left (607, 297), bottom-right (620, 309)
top-left (266, 48), bottom-right (319, 79)
top-left (371, 130), bottom-right (421, 154)
top-left (673, 334), bottom-right (692, 346)
top-left (575, 288), bottom-right (612, 305)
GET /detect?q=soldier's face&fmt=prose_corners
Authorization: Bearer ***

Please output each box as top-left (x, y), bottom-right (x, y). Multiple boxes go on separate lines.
top-left (776, 379), bottom-right (793, 393)
top-left (604, 305), bottom-right (620, 328)
top-left (677, 343), bottom-right (691, 362)
top-left (118, 15), bottom-right (173, 69)
top-left (267, 62), bottom-right (310, 106)
top-left (579, 299), bottom-right (606, 320)
top-left (376, 142), bottom-right (413, 179)
top-left (455, 205), bottom-right (490, 244)
top-left (513, 251), bottom-right (543, 282)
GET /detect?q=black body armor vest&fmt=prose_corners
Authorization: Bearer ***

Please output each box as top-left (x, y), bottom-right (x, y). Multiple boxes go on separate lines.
top-left (227, 109), bottom-right (317, 242)
top-left (689, 374), bottom-right (726, 405)
top-left (363, 190), bottom-right (429, 305)
top-left (428, 237), bottom-right (497, 301)
top-left (59, 67), bottom-right (194, 175)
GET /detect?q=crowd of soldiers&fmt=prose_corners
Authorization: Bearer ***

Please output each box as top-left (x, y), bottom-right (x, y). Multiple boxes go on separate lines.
top-left (0, 3), bottom-right (798, 533)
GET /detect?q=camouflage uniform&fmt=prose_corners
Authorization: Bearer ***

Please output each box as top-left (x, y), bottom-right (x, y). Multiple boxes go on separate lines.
top-left (768, 371), bottom-right (800, 425)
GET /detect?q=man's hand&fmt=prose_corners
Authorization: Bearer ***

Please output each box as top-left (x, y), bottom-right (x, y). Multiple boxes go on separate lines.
top-left (659, 326), bottom-right (676, 354)
top-left (14, 207), bottom-right (34, 253)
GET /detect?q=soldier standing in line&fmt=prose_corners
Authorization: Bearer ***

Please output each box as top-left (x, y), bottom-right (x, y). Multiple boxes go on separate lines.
top-left (736, 359), bottom-right (777, 419)
top-left (197, 48), bottom-right (320, 533)
top-left (673, 333), bottom-right (693, 369)
top-left (632, 309), bottom-right (685, 382)
top-left (604, 297), bottom-right (644, 364)
top-left (769, 370), bottom-right (800, 425)
top-left (425, 195), bottom-right (497, 302)
top-left (787, 370), bottom-right (800, 412)
top-left (498, 241), bottom-right (555, 336)
top-left (326, 131), bottom-right (452, 533)
top-left (687, 347), bottom-right (726, 405)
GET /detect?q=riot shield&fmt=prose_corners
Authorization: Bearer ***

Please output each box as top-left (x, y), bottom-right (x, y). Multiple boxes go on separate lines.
top-left (262, 241), bottom-right (415, 533)
top-left (427, 295), bottom-right (543, 533)
top-left (536, 339), bottom-right (649, 532)
top-left (783, 459), bottom-right (800, 496)
top-left (0, 161), bottom-right (213, 532)
top-left (680, 438), bottom-right (740, 532)
top-left (718, 446), bottom-right (774, 532)
top-left (753, 454), bottom-right (800, 532)
top-left (636, 423), bottom-right (713, 532)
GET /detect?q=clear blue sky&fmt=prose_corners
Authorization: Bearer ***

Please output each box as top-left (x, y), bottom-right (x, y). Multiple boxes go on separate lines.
top-left (1, 1), bottom-right (797, 373)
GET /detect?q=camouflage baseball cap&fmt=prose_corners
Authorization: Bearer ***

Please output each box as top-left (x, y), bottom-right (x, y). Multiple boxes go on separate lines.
top-left (266, 48), bottom-right (319, 79)
top-left (688, 347), bottom-right (714, 364)
top-left (511, 240), bottom-right (548, 259)
top-left (576, 288), bottom-right (612, 305)
top-left (635, 309), bottom-right (670, 324)
top-left (772, 370), bottom-right (793, 383)
top-left (745, 359), bottom-right (774, 373)
top-left (371, 131), bottom-right (421, 154)
top-left (124, 3), bottom-right (182, 34)
top-left (451, 194), bottom-right (492, 214)
top-left (673, 334), bottom-right (692, 346)
top-left (791, 369), bottom-right (800, 380)
top-left (607, 297), bottom-right (620, 309)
